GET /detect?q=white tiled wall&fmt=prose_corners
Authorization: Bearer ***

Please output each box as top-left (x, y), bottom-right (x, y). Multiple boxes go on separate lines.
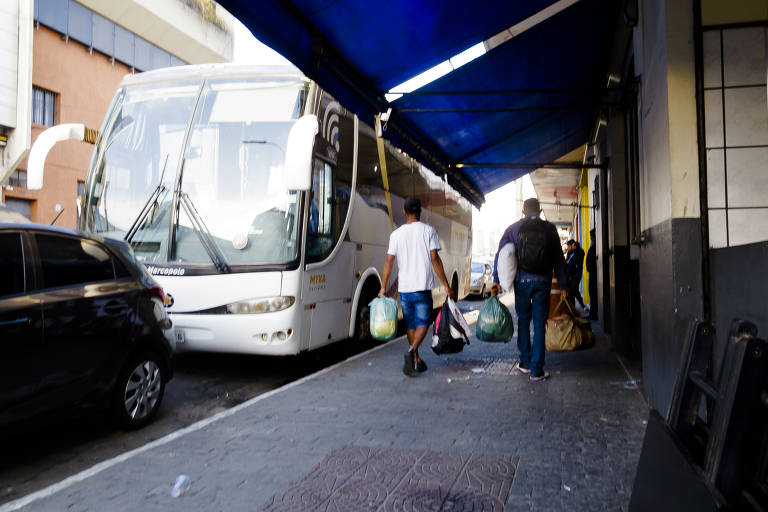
top-left (722, 27), bottom-right (766, 87)
top-left (724, 87), bottom-right (768, 146)
top-left (727, 147), bottom-right (768, 207)
top-left (708, 209), bottom-right (728, 248)
top-left (703, 26), bottom-right (768, 249)
top-left (704, 89), bottom-right (724, 147)
top-left (706, 149), bottom-right (726, 208)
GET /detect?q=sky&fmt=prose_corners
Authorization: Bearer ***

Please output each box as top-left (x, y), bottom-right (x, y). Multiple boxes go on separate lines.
top-left (232, 19), bottom-right (291, 66)
top-left (472, 174), bottom-right (536, 257)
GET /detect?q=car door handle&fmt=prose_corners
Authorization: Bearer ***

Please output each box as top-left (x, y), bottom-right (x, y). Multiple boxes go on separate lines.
top-left (0, 317), bottom-right (30, 327)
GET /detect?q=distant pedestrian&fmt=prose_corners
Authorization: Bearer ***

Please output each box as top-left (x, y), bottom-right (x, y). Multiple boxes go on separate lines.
top-left (565, 239), bottom-right (586, 310)
top-left (380, 197), bottom-right (453, 377)
top-left (491, 198), bottom-right (567, 382)
top-left (586, 229), bottom-right (598, 320)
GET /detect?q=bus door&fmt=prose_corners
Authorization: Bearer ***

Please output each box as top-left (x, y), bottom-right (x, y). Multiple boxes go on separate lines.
top-left (303, 156), bottom-right (355, 348)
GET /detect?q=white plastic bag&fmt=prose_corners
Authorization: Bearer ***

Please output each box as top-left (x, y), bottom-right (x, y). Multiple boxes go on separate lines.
top-left (369, 296), bottom-right (398, 340)
top-left (497, 242), bottom-right (517, 291)
top-left (445, 297), bottom-right (471, 340)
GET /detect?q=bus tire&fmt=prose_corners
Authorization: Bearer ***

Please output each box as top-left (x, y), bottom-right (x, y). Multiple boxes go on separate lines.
top-left (354, 281), bottom-right (378, 345)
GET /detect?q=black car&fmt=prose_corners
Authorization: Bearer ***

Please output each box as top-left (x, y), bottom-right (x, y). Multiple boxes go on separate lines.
top-left (0, 223), bottom-right (174, 429)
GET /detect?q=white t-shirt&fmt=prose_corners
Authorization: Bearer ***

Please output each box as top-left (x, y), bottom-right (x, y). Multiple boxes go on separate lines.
top-left (387, 221), bottom-right (441, 293)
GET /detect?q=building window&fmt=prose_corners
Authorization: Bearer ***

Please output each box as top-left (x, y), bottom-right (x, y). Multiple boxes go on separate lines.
top-left (702, 25), bottom-right (768, 248)
top-left (8, 170), bottom-right (27, 189)
top-left (32, 86), bottom-right (57, 126)
top-left (34, 0), bottom-right (187, 72)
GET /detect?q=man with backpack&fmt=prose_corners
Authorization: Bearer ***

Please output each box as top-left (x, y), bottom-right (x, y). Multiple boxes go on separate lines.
top-left (491, 198), bottom-right (567, 382)
top-left (379, 197), bottom-right (453, 377)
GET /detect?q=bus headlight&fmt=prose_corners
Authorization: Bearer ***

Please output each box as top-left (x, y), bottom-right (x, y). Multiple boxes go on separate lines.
top-left (226, 296), bottom-right (295, 314)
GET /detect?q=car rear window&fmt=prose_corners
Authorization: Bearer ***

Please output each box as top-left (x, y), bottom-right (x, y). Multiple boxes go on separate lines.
top-left (35, 234), bottom-right (116, 289)
top-left (0, 233), bottom-right (25, 297)
top-left (113, 257), bottom-right (131, 278)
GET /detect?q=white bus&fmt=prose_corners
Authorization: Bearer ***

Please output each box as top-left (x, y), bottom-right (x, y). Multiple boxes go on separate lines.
top-left (74, 64), bottom-right (472, 355)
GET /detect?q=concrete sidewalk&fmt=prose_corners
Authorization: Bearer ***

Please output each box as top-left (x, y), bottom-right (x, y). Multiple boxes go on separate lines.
top-left (4, 296), bottom-right (648, 511)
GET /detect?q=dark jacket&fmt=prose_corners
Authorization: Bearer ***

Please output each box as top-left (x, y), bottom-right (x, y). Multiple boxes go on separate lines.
top-left (492, 213), bottom-right (568, 286)
top-left (566, 246), bottom-right (585, 281)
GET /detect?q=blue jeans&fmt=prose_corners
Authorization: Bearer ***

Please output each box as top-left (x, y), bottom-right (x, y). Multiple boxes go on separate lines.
top-left (399, 291), bottom-right (433, 330)
top-left (514, 280), bottom-right (551, 375)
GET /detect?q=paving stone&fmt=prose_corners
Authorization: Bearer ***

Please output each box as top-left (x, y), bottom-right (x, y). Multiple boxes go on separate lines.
top-left (259, 447), bottom-right (517, 512)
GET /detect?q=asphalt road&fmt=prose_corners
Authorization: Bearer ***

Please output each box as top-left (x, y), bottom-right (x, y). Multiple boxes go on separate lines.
top-left (0, 296), bottom-right (487, 505)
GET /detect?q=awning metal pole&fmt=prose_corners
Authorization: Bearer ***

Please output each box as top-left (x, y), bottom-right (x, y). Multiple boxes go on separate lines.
top-left (456, 162), bottom-right (606, 169)
top-left (390, 87), bottom-right (623, 95)
top-left (399, 105), bottom-right (594, 113)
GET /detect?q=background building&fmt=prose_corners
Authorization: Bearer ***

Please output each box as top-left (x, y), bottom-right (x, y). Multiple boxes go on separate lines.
top-left (470, 175), bottom-right (535, 260)
top-left (1, 0), bottom-right (234, 228)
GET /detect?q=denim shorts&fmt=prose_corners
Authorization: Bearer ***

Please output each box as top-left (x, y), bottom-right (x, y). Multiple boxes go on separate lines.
top-left (399, 290), bottom-right (434, 330)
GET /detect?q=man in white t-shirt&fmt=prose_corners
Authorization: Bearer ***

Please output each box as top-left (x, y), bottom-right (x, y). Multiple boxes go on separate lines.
top-left (379, 197), bottom-right (453, 376)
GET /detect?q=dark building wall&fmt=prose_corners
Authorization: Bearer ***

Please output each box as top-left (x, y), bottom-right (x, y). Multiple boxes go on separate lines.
top-left (638, 218), bottom-right (703, 415)
top-left (605, 109), bottom-right (644, 357)
top-left (710, 241), bottom-right (768, 376)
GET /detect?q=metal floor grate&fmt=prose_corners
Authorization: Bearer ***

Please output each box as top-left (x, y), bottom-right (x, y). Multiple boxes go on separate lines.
top-left (433, 358), bottom-right (520, 377)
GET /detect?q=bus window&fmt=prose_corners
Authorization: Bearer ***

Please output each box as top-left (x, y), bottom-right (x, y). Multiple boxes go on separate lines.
top-left (332, 107), bottom-right (354, 243)
top-left (383, 139), bottom-right (413, 202)
top-left (356, 122), bottom-right (381, 190)
top-left (414, 162), bottom-right (445, 217)
top-left (356, 122), bottom-right (406, 227)
top-left (171, 77), bottom-right (309, 267)
top-left (307, 159), bottom-right (332, 260)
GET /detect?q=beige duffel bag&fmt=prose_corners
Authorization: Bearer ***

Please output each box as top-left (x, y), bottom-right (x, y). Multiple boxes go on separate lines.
top-left (545, 299), bottom-right (595, 352)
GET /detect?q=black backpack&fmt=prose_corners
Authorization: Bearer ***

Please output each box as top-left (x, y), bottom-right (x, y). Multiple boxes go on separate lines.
top-left (431, 300), bottom-right (470, 355)
top-left (516, 218), bottom-right (552, 275)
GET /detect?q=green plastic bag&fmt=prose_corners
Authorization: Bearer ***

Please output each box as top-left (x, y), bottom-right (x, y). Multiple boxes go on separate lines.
top-left (476, 296), bottom-right (514, 342)
top-left (369, 296), bottom-right (398, 341)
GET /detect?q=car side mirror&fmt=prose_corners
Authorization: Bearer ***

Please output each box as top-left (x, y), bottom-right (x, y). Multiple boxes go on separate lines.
top-left (283, 115), bottom-right (318, 191)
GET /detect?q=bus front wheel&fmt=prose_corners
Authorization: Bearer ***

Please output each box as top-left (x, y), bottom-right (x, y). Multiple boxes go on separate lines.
top-left (354, 284), bottom-right (378, 345)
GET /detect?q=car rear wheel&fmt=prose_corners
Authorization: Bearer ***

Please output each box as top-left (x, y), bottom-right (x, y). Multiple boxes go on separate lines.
top-left (112, 351), bottom-right (166, 429)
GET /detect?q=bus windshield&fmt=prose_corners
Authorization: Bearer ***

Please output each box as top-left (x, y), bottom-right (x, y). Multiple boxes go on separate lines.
top-left (82, 76), bottom-right (311, 270)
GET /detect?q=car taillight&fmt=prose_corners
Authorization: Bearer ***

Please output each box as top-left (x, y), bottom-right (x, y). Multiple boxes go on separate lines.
top-left (148, 284), bottom-right (165, 303)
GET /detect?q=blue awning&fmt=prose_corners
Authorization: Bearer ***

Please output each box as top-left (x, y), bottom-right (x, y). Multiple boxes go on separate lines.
top-left (218, 0), bottom-right (621, 206)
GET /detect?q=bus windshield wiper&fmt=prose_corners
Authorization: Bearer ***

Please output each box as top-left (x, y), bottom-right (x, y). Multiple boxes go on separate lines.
top-left (125, 154), bottom-right (169, 242)
top-left (178, 192), bottom-right (230, 273)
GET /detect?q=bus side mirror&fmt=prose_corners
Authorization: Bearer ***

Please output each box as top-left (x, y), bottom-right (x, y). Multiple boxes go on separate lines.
top-left (284, 114), bottom-right (318, 191)
top-left (27, 123), bottom-right (86, 189)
